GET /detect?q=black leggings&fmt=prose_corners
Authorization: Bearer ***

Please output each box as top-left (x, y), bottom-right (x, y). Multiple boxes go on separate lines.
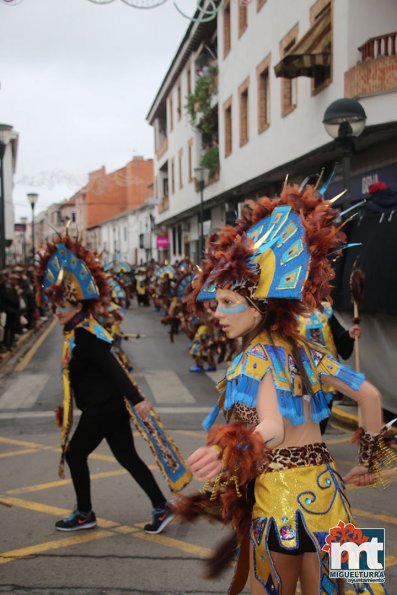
top-left (65, 407), bottom-right (166, 513)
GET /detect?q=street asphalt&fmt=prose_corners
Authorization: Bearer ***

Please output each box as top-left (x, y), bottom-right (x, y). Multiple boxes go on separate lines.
top-left (0, 303), bottom-right (395, 594)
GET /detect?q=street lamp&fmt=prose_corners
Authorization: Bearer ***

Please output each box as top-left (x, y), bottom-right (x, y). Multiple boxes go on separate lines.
top-left (27, 193), bottom-right (39, 265)
top-left (0, 124), bottom-right (13, 270)
top-left (323, 98), bottom-right (366, 209)
top-left (194, 166), bottom-right (209, 261)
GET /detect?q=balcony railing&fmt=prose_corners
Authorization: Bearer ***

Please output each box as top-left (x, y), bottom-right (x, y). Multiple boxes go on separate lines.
top-left (358, 32), bottom-right (397, 60)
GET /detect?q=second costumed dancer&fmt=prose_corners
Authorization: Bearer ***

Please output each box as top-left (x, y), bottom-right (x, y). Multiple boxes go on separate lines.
top-left (177, 184), bottom-right (390, 594)
top-left (36, 236), bottom-right (191, 534)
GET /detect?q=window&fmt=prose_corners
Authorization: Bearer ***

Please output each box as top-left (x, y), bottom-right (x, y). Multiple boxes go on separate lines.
top-left (186, 63), bottom-right (192, 96)
top-left (238, 2), bottom-right (247, 37)
top-left (163, 176), bottom-right (169, 197)
top-left (224, 96), bottom-right (233, 157)
top-left (239, 78), bottom-right (249, 146)
top-left (223, 0), bottom-right (231, 58)
top-left (172, 227), bottom-right (176, 255)
top-left (178, 148), bottom-right (183, 189)
top-left (170, 158), bottom-right (175, 194)
top-left (177, 80), bottom-right (182, 121)
top-left (310, 0), bottom-right (332, 94)
top-left (188, 138), bottom-right (193, 183)
top-left (257, 54), bottom-right (271, 133)
top-left (169, 95), bottom-right (174, 131)
top-left (177, 225), bottom-right (182, 254)
top-left (280, 24), bottom-right (299, 117)
top-left (124, 226), bottom-right (127, 241)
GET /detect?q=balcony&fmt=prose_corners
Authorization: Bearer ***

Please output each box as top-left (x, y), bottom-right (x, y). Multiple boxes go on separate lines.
top-left (156, 137), bottom-right (168, 160)
top-left (157, 195), bottom-right (169, 214)
top-left (345, 32), bottom-right (397, 97)
top-left (358, 32), bottom-right (396, 60)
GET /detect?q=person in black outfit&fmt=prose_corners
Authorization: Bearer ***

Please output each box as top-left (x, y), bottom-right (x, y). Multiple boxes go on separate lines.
top-left (35, 236), bottom-right (176, 535)
top-left (321, 313), bottom-right (361, 433)
top-left (0, 272), bottom-right (20, 351)
top-left (53, 300), bottom-right (174, 534)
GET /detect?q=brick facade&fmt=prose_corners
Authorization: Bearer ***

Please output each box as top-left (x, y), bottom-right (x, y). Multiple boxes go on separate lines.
top-left (345, 55), bottom-right (397, 98)
top-left (84, 158), bottom-right (153, 230)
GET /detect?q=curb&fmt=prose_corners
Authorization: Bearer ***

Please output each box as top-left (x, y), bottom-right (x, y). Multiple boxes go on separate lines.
top-left (331, 405), bottom-right (359, 431)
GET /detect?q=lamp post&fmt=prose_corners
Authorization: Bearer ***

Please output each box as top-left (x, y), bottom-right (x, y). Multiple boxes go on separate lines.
top-left (27, 193), bottom-right (39, 265)
top-left (0, 124), bottom-right (13, 270)
top-left (322, 98), bottom-right (366, 210)
top-left (194, 166), bottom-right (209, 261)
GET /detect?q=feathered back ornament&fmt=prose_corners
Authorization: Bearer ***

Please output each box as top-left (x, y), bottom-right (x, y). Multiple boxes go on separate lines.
top-left (189, 184), bottom-right (346, 336)
top-left (35, 235), bottom-right (110, 307)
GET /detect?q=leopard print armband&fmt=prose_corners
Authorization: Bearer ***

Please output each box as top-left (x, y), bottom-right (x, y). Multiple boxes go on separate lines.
top-left (352, 428), bottom-right (378, 468)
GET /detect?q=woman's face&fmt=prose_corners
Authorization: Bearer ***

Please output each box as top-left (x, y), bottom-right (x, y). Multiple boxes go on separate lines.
top-left (55, 301), bottom-right (82, 326)
top-left (214, 288), bottom-right (261, 339)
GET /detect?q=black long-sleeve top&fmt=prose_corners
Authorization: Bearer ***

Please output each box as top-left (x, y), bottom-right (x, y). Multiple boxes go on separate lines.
top-left (68, 326), bottom-right (143, 412)
top-left (329, 315), bottom-right (355, 360)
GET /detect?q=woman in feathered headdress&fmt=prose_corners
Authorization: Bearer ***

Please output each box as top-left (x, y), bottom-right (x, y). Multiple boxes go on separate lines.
top-left (177, 184), bottom-right (388, 594)
top-left (35, 235), bottom-right (175, 534)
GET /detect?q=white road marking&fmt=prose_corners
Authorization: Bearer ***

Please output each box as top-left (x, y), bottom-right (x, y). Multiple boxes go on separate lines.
top-left (144, 370), bottom-right (196, 404)
top-left (0, 374), bottom-right (49, 410)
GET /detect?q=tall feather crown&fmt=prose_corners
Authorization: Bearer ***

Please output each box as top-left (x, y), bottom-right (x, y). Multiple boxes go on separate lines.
top-left (190, 184), bottom-right (346, 333)
top-left (35, 236), bottom-right (110, 306)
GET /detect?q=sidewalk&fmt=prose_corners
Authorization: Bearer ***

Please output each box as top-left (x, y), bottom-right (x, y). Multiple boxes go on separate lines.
top-left (0, 317), bottom-right (53, 372)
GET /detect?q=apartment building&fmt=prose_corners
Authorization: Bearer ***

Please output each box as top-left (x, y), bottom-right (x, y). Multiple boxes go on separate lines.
top-left (147, 15), bottom-right (220, 264)
top-left (0, 123), bottom-right (18, 267)
top-left (148, 0), bottom-right (397, 262)
top-left (85, 201), bottom-right (158, 265)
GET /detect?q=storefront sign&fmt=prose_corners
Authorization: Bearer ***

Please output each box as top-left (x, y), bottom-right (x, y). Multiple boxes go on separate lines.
top-left (156, 236), bottom-right (169, 249)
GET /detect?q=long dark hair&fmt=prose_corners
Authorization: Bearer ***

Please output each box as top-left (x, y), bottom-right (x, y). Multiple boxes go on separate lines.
top-left (243, 297), bottom-right (314, 396)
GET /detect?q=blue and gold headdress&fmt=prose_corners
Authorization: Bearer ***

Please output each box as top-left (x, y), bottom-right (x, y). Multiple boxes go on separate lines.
top-left (36, 236), bottom-right (109, 306)
top-left (198, 205), bottom-right (310, 302)
top-left (191, 184), bottom-right (346, 319)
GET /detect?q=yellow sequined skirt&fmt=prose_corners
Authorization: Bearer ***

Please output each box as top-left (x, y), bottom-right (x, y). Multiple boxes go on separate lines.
top-left (250, 446), bottom-right (351, 593)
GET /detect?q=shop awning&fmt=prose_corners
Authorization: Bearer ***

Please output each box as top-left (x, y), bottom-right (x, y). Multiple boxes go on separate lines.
top-left (274, 6), bottom-right (332, 79)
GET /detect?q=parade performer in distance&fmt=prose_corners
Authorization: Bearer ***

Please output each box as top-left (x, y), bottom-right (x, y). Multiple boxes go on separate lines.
top-left (36, 235), bottom-right (191, 534)
top-left (176, 184), bottom-right (391, 594)
top-left (188, 306), bottom-right (217, 373)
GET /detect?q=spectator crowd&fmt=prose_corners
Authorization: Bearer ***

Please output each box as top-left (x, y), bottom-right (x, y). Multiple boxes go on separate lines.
top-left (0, 265), bottom-right (47, 361)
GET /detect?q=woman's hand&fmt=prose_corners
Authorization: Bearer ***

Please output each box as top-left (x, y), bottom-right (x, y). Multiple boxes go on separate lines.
top-left (187, 446), bottom-right (222, 481)
top-left (348, 324), bottom-right (361, 339)
top-left (343, 464), bottom-right (374, 487)
top-left (134, 399), bottom-right (151, 420)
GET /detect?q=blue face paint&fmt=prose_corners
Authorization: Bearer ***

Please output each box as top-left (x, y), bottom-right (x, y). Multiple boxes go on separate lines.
top-left (217, 301), bottom-right (248, 315)
top-left (56, 306), bottom-right (76, 314)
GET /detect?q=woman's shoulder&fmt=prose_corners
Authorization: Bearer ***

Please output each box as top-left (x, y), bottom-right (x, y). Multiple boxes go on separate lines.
top-left (226, 333), bottom-right (274, 382)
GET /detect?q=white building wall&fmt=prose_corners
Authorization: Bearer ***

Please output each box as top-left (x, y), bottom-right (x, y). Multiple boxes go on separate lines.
top-left (95, 207), bottom-right (157, 266)
top-left (156, 71), bottom-right (201, 224)
top-left (0, 126), bottom-right (18, 254)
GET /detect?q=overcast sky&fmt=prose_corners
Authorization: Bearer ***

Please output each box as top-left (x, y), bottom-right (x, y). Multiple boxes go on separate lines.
top-left (0, 0), bottom-right (198, 220)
